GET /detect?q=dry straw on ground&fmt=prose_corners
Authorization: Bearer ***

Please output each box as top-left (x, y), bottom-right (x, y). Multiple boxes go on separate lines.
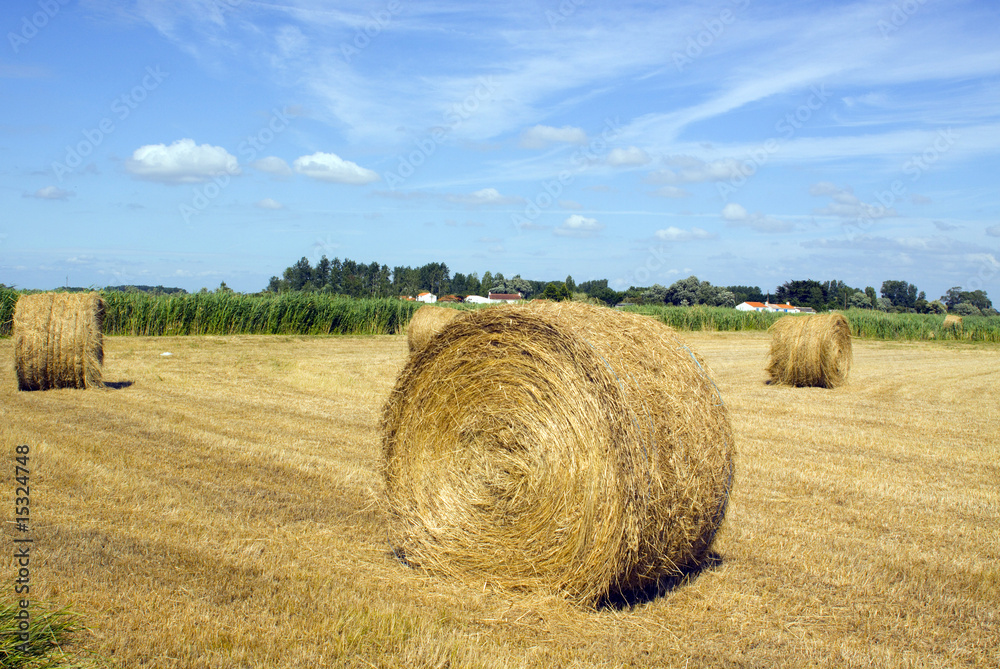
top-left (766, 313), bottom-right (852, 388)
top-left (14, 292), bottom-right (105, 391)
top-left (943, 314), bottom-right (963, 330)
top-left (382, 301), bottom-right (735, 605)
top-left (406, 305), bottom-right (465, 352)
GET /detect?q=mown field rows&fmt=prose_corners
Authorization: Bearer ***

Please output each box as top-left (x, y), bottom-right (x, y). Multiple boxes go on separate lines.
top-left (1, 332), bottom-right (997, 667)
top-left (2, 287), bottom-right (999, 341)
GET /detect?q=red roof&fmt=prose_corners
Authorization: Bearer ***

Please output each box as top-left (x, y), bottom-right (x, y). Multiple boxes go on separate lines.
top-left (488, 293), bottom-right (522, 300)
top-left (744, 301), bottom-right (798, 310)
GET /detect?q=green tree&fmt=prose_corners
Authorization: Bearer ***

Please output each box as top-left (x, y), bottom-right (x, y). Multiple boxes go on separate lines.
top-left (881, 280), bottom-right (919, 310)
top-left (848, 291), bottom-right (871, 309)
top-left (865, 286), bottom-right (878, 308)
top-left (640, 283), bottom-right (667, 304)
top-left (541, 282), bottom-right (571, 301)
top-left (565, 275), bottom-right (576, 293)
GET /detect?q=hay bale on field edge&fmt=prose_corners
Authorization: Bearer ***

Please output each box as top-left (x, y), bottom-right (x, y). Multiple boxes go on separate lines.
top-left (943, 314), bottom-right (962, 330)
top-left (406, 305), bottom-right (465, 353)
top-left (14, 292), bottom-right (105, 391)
top-left (766, 313), bottom-right (852, 388)
top-left (382, 301), bottom-right (735, 605)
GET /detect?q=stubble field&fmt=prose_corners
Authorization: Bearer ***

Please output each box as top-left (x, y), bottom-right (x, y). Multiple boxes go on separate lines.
top-left (1, 331), bottom-right (997, 668)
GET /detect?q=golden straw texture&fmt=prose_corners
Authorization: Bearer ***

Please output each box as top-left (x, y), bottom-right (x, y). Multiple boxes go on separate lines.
top-left (765, 313), bottom-right (852, 388)
top-left (943, 314), bottom-right (963, 330)
top-left (406, 305), bottom-right (465, 353)
top-left (382, 301), bottom-right (734, 605)
top-left (14, 292), bottom-right (105, 391)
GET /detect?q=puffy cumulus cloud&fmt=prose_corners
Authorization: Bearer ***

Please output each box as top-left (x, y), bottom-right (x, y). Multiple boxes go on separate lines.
top-left (654, 226), bottom-right (713, 242)
top-left (607, 146), bottom-right (651, 167)
top-left (126, 138), bottom-right (238, 184)
top-left (255, 198), bottom-right (284, 210)
top-left (650, 185), bottom-right (690, 198)
top-left (555, 214), bottom-right (603, 238)
top-left (518, 124), bottom-right (587, 149)
top-left (250, 156), bottom-right (292, 176)
top-left (28, 185), bottom-right (73, 200)
top-left (293, 152), bottom-right (380, 185)
top-left (721, 203), bottom-right (748, 221)
top-left (646, 156), bottom-right (744, 184)
top-left (446, 187), bottom-right (524, 206)
top-left (809, 182), bottom-right (897, 220)
top-left (721, 203), bottom-right (793, 233)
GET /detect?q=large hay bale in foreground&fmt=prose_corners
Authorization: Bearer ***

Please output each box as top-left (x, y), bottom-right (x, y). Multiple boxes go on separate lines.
top-left (406, 305), bottom-right (465, 352)
top-left (766, 313), bottom-right (851, 388)
top-left (943, 314), bottom-right (963, 330)
top-left (382, 301), bottom-right (734, 604)
top-left (14, 292), bottom-right (105, 391)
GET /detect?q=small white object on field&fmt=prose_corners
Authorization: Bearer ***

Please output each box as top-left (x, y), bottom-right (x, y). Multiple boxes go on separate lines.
top-left (160, 352), bottom-right (172, 357)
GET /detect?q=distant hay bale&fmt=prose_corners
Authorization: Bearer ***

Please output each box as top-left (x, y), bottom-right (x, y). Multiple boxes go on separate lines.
top-left (14, 292), bottom-right (105, 391)
top-left (406, 305), bottom-right (464, 353)
top-left (943, 314), bottom-right (962, 330)
top-left (766, 313), bottom-right (852, 388)
top-left (382, 301), bottom-right (734, 605)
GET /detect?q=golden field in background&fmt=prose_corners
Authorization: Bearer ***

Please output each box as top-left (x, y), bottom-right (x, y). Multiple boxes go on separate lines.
top-left (1, 332), bottom-right (997, 668)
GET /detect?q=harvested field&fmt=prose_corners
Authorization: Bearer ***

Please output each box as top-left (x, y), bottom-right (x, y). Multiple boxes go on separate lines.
top-left (1, 332), bottom-right (997, 667)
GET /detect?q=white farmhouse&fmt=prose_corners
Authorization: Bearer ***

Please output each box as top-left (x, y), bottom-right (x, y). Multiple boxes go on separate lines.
top-left (735, 300), bottom-right (800, 313)
top-left (416, 292), bottom-right (437, 303)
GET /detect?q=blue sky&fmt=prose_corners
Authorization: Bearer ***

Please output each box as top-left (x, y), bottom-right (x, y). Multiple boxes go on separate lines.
top-left (2, 0), bottom-right (999, 298)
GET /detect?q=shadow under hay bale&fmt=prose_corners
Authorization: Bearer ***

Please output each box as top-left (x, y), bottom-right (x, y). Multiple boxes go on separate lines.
top-left (765, 313), bottom-right (852, 388)
top-left (14, 292), bottom-right (105, 391)
top-left (406, 305), bottom-right (465, 353)
top-left (382, 301), bottom-right (735, 606)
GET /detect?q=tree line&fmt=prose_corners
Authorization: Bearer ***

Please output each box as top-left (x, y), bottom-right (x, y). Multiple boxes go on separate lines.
top-left (261, 256), bottom-right (995, 315)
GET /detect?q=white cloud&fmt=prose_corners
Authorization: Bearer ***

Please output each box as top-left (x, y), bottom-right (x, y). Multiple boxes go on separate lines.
top-left (446, 187), bottom-right (524, 206)
top-left (250, 156), bottom-right (292, 176)
top-left (559, 199), bottom-right (583, 209)
top-left (555, 214), bottom-right (603, 238)
top-left (255, 198), bottom-right (284, 210)
top-left (721, 203), bottom-right (793, 233)
top-left (519, 124), bottom-right (587, 149)
top-left (809, 182), bottom-right (897, 220)
top-left (29, 186), bottom-right (73, 200)
top-left (293, 152), bottom-right (380, 185)
top-left (607, 146), bottom-right (651, 166)
top-left (721, 203), bottom-right (748, 221)
top-left (646, 157), bottom-right (745, 184)
top-left (125, 138), bottom-right (239, 184)
top-left (650, 186), bottom-right (690, 198)
top-left (986, 225), bottom-right (1000, 237)
top-left (654, 226), bottom-right (713, 242)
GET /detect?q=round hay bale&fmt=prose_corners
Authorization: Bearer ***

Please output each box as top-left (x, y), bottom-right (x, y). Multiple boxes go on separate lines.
top-left (943, 314), bottom-right (963, 330)
top-left (382, 301), bottom-right (734, 604)
top-left (406, 305), bottom-right (465, 353)
top-left (765, 313), bottom-right (851, 388)
top-left (14, 292), bottom-right (105, 391)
